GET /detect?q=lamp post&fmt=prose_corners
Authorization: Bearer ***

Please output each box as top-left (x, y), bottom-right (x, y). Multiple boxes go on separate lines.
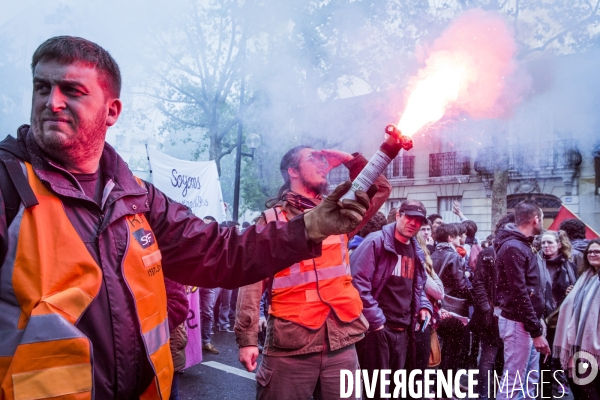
top-left (232, 131), bottom-right (261, 222)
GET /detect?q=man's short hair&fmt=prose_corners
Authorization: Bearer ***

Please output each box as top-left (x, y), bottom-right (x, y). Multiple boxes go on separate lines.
top-left (203, 215), bottom-right (217, 222)
top-left (433, 223), bottom-right (459, 243)
top-left (558, 219), bottom-right (587, 240)
top-left (462, 220), bottom-right (477, 238)
top-left (494, 212), bottom-right (515, 235)
top-left (452, 222), bottom-right (466, 235)
top-left (427, 213), bottom-right (442, 224)
top-left (514, 200), bottom-right (542, 226)
top-left (31, 36), bottom-right (122, 98)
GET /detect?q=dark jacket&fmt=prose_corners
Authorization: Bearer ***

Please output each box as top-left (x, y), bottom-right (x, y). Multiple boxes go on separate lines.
top-left (468, 246), bottom-right (502, 346)
top-left (571, 238), bottom-right (589, 274)
top-left (495, 224), bottom-right (544, 338)
top-left (0, 126), bottom-right (322, 399)
top-left (350, 222), bottom-right (432, 332)
top-left (537, 253), bottom-right (577, 315)
top-left (431, 242), bottom-right (470, 299)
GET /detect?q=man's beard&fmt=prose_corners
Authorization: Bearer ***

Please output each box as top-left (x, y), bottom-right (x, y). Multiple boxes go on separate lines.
top-left (31, 108), bottom-right (107, 167)
top-left (304, 180), bottom-right (329, 197)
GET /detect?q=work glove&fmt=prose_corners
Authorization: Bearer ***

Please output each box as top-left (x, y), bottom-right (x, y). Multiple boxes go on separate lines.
top-left (303, 180), bottom-right (371, 242)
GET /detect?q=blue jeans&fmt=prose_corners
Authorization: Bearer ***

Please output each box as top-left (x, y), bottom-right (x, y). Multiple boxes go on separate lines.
top-left (212, 288), bottom-right (232, 329)
top-left (478, 341), bottom-right (500, 400)
top-left (496, 316), bottom-right (540, 400)
top-left (169, 373), bottom-right (180, 400)
top-left (199, 288), bottom-right (215, 345)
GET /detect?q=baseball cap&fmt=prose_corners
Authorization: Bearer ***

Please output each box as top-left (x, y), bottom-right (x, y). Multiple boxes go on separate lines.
top-left (399, 203), bottom-right (427, 222)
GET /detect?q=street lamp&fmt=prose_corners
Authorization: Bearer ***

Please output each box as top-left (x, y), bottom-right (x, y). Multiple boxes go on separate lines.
top-left (232, 130), bottom-right (261, 222)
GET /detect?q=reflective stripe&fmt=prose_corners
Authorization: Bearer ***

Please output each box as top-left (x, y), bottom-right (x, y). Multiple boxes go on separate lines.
top-left (272, 264), bottom-right (348, 289)
top-left (142, 249), bottom-right (162, 269)
top-left (12, 363), bottom-right (92, 400)
top-left (21, 314), bottom-right (85, 344)
top-left (0, 205), bottom-right (26, 357)
top-left (289, 263), bottom-right (300, 275)
top-left (339, 235), bottom-right (350, 274)
top-left (0, 205), bottom-right (25, 312)
top-left (143, 317), bottom-right (170, 356)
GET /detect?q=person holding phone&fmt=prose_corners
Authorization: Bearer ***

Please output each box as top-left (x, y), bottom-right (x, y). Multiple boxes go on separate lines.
top-left (351, 200), bottom-right (433, 399)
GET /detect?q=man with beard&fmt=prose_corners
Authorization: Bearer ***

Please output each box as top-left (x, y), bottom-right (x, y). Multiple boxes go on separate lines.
top-left (235, 146), bottom-right (391, 399)
top-left (559, 218), bottom-right (589, 273)
top-left (495, 200), bottom-right (551, 400)
top-left (0, 36), bottom-right (373, 399)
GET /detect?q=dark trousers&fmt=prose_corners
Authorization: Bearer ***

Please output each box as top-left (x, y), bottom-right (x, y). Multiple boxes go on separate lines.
top-left (437, 317), bottom-right (470, 373)
top-left (169, 374), bottom-right (179, 400)
top-left (356, 328), bottom-right (408, 400)
top-left (406, 325), bottom-right (432, 400)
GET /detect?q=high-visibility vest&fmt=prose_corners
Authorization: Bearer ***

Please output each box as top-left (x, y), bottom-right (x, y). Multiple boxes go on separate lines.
top-left (0, 163), bottom-right (173, 400)
top-left (265, 207), bottom-right (362, 329)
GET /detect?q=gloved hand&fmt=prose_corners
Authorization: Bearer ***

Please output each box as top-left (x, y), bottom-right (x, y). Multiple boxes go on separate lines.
top-left (303, 181), bottom-right (371, 242)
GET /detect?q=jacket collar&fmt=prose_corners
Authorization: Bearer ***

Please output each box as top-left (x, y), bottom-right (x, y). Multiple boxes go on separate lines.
top-left (381, 222), bottom-right (426, 264)
top-left (18, 125), bottom-right (147, 207)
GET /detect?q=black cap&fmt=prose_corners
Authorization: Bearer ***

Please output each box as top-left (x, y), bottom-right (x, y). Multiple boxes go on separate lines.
top-left (399, 203), bottom-right (427, 222)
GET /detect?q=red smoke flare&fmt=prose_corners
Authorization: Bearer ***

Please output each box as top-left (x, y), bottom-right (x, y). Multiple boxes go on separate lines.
top-left (397, 9), bottom-right (529, 137)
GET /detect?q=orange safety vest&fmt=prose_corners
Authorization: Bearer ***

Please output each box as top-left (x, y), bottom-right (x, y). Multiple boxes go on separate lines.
top-left (0, 163), bottom-right (173, 400)
top-left (265, 207), bottom-right (362, 329)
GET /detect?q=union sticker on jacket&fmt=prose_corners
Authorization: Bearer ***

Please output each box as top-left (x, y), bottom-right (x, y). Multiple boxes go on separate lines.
top-left (392, 255), bottom-right (414, 279)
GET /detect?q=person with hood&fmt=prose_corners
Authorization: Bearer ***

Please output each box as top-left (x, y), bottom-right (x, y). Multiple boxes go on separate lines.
top-left (350, 200), bottom-right (432, 399)
top-left (469, 213), bottom-right (514, 400)
top-left (495, 200), bottom-right (550, 400)
top-left (538, 230), bottom-right (577, 398)
top-left (0, 36), bottom-right (373, 399)
top-left (559, 218), bottom-right (589, 273)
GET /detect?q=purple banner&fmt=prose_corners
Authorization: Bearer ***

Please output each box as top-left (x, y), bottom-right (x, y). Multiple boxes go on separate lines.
top-left (184, 287), bottom-right (202, 368)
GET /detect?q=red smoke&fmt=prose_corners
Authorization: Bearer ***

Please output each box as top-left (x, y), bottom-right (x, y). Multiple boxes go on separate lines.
top-left (397, 9), bottom-right (530, 137)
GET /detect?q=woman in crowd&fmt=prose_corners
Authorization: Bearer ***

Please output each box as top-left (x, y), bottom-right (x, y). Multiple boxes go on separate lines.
top-left (538, 230), bottom-right (577, 398)
top-left (554, 238), bottom-right (600, 400)
top-left (407, 233), bottom-right (444, 372)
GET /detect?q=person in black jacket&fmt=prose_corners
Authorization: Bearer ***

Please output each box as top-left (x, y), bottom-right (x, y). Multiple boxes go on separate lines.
top-left (469, 213), bottom-right (514, 400)
top-left (432, 223), bottom-right (471, 299)
top-left (431, 223), bottom-right (471, 377)
top-left (495, 200), bottom-right (550, 400)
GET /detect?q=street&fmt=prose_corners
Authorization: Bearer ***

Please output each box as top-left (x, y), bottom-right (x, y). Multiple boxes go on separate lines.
top-left (179, 329), bottom-right (260, 399)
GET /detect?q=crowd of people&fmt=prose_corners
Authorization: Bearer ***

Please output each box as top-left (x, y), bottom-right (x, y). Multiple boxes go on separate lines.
top-left (1, 34), bottom-right (599, 400)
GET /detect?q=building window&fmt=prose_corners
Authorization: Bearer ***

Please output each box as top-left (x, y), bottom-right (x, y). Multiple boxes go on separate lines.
top-left (438, 196), bottom-right (462, 223)
top-left (429, 151), bottom-right (470, 177)
top-left (387, 198), bottom-right (406, 219)
top-left (386, 156), bottom-right (415, 179)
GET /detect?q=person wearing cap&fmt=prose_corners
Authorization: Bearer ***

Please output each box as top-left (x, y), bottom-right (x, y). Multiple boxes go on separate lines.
top-left (350, 200), bottom-right (433, 398)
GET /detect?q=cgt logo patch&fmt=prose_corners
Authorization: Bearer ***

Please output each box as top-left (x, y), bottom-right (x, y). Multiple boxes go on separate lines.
top-left (133, 228), bottom-right (156, 249)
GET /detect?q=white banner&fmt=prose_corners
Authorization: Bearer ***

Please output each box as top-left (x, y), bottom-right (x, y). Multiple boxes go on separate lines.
top-left (147, 147), bottom-right (227, 221)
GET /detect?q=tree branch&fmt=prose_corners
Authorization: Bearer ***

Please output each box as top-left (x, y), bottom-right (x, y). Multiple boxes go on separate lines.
top-left (157, 104), bottom-right (208, 128)
top-left (217, 118), bottom-right (239, 141)
top-left (218, 143), bottom-right (237, 160)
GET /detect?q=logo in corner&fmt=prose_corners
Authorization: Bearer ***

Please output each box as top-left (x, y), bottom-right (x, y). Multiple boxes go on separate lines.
top-left (133, 228), bottom-right (155, 249)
